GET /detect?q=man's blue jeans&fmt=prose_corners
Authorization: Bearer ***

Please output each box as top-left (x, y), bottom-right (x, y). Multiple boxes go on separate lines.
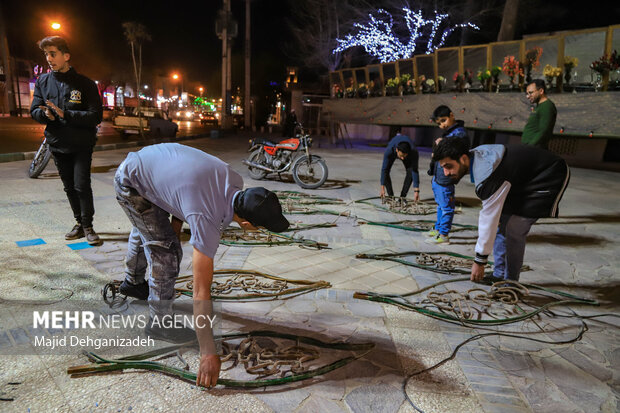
top-left (114, 172), bottom-right (182, 318)
top-left (431, 178), bottom-right (455, 235)
top-left (493, 213), bottom-right (537, 281)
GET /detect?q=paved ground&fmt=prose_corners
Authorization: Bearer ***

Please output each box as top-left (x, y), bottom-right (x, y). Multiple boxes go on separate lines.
top-left (0, 134), bottom-right (618, 412)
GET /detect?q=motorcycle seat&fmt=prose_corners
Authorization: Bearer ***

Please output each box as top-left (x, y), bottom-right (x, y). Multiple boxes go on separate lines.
top-left (255, 139), bottom-right (278, 147)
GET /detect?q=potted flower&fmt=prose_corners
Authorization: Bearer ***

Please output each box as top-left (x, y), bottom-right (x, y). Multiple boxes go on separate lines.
top-left (522, 47), bottom-right (543, 83)
top-left (453, 72), bottom-right (464, 92)
top-left (490, 65), bottom-right (502, 91)
top-left (369, 80), bottom-right (382, 97)
top-left (357, 83), bottom-right (368, 98)
top-left (563, 55), bottom-right (579, 87)
top-left (414, 75), bottom-right (435, 93)
top-left (332, 83), bottom-right (343, 98)
top-left (400, 74), bottom-right (415, 95)
top-left (590, 51), bottom-right (619, 91)
top-left (385, 77), bottom-right (400, 96)
top-left (543, 64), bottom-right (562, 91)
top-left (464, 69), bottom-right (473, 91)
top-left (502, 56), bottom-right (522, 90)
top-left (437, 76), bottom-right (446, 92)
top-left (476, 68), bottom-right (491, 91)
top-left (345, 86), bottom-right (355, 98)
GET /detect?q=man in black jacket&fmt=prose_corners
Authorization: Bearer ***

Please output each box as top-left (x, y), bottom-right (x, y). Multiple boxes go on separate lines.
top-left (433, 139), bottom-right (570, 282)
top-left (30, 36), bottom-right (103, 245)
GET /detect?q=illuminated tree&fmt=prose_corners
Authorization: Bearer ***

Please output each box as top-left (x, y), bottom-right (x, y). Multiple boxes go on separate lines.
top-left (333, 8), bottom-right (479, 63)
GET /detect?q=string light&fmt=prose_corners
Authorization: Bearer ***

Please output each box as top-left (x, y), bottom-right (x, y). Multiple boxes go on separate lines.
top-left (333, 8), bottom-right (479, 63)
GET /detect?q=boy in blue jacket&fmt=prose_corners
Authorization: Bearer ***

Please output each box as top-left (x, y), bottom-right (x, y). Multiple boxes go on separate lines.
top-left (426, 105), bottom-right (469, 245)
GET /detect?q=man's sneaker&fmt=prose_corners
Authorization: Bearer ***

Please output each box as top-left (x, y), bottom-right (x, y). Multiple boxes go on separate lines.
top-left (425, 234), bottom-right (450, 245)
top-left (425, 229), bottom-right (439, 238)
top-left (84, 227), bottom-right (102, 245)
top-left (119, 280), bottom-right (149, 300)
top-left (65, 224), bottom-right (84, 240)
top-left (145, 320), bottom-right (197, 344)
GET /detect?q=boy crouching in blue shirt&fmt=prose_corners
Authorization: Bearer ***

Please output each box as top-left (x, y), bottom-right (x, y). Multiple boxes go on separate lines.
top-left (426, 105), bottom-right (469, 245)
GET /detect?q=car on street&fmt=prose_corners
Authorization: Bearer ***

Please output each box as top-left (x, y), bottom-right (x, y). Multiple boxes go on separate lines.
top-left (199, 111), bottom-right (219, 126)
top-left (173, 109), bottom-right (198, 121)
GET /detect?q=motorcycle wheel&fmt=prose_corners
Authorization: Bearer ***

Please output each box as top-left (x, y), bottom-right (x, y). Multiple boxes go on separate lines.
top-left (247, 149), bottom-right (268, 180)
top-left (292, 155), bottom-right (328, 189)
top-left (28, 141), bottom-right (52, 179)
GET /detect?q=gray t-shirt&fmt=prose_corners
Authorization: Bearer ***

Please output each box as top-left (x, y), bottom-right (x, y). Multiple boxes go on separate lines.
top-left (118, 143), bottom-right (243, 258)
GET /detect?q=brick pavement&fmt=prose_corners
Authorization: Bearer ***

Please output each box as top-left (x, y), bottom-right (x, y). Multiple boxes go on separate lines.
top-left (0, 135), bottom-right (618, 412)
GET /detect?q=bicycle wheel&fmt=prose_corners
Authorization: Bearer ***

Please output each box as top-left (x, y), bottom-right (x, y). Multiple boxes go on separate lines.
top-left (28, 141), bottom-right (52, 178)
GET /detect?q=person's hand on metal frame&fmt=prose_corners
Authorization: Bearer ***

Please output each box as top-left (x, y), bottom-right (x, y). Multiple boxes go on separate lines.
top-left (197, 353), bottom-right (221, 388)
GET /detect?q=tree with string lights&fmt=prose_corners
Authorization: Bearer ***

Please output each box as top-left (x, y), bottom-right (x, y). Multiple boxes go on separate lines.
top-left (332, 8), bottom-right (479, 63)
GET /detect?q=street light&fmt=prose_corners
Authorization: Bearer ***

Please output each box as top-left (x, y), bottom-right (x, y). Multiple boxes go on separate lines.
top-left (171, 73), bottom-right (184, 105)
top-left (51, 22), bottom-right (61, 30)
top-left (199, 87), bottom-right (204, 96)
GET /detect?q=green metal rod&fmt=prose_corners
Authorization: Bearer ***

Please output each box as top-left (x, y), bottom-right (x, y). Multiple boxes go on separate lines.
top-left (68, 331), bottom-right (375, 388)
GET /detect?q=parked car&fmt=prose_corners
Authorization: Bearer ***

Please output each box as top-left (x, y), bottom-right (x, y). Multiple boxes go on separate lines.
top-left (113, 107), bottom-right (178, 139)
top-left (199, 111), bottom-right (219, 126)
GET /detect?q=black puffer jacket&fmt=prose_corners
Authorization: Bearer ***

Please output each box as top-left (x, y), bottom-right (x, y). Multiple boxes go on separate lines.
top-left (30, 67), bottom-right (102, 153)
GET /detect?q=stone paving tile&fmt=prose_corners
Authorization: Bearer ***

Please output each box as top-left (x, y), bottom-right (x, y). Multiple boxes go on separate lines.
top-left (345, 383), bottom-right (405, 413)
top-left (2, 140), bottom-right (620, 412)
top-left (296, 396), bottom-right (348, 413)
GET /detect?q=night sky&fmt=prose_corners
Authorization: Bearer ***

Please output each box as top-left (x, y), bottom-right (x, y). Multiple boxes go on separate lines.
top-left (3, 0), bottom-right (619, 96)
top-left (3, 0), bottom-right (293, 97)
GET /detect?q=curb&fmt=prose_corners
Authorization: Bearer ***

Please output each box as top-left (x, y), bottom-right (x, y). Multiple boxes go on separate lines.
top-left (0, 133), bottom-right (211, 164)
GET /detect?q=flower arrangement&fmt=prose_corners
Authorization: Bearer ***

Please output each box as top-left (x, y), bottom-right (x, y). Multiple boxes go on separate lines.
top-left (438, 75), bottom-right (446, 91)
top-left (543, 65), bottom-right (562, 78)
top-left (564, 56), bottom-right (579, 69)
top-left (502, 56), bottom-right (521, 77)
top-left (453, 72), bottom-right (465, 92)
top-left (490, 65), bottom-right (501, 85)
top-left (385, 77), bottom-right (400, 95)
top-left (502, 56), bottom-right (522, 88)
top-left (477, 68), bottom-right (491, 89)
top-left (386, 77), bottom-right (400, 88)
top-left (332, 83), bottom-right (343, 98)
top-left (524, 47), bottom-right (543, 69)
top-left (400, 74), bottom-right (415, 94)
top-left (590, 51), bottom-right (619, 73)
top-left (464, 69), bottom-right (473, 86)
top-left (563, 55), bottom-right (579, 85)
top-left (356, 83), bottom-right (368, 98)
top-left (522, 47), bottom-right (543, 82)
top-left (543, 64), bottom-right (562, 89)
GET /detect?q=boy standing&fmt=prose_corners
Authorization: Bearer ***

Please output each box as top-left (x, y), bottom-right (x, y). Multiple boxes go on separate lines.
top-left (426, 105), bottom-right (469, 245)
top-left (30, 36), bottom-right (103, 244)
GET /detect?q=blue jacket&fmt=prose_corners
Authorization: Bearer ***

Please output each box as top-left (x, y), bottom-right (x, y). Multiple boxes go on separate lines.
top-left (380, 134), bottom-right (420, 197)
top-left (428, 120), bottom-right (468, 186)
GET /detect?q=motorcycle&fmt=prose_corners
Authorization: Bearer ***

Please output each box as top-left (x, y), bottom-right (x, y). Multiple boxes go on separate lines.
top-left (242, 125), bottom-right (328, 189)
top-left (28, 136), bottom-right (51, 178)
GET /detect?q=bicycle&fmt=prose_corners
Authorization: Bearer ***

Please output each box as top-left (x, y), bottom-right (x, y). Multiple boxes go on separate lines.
top-left (28, 136), bottom-right (52, 178)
